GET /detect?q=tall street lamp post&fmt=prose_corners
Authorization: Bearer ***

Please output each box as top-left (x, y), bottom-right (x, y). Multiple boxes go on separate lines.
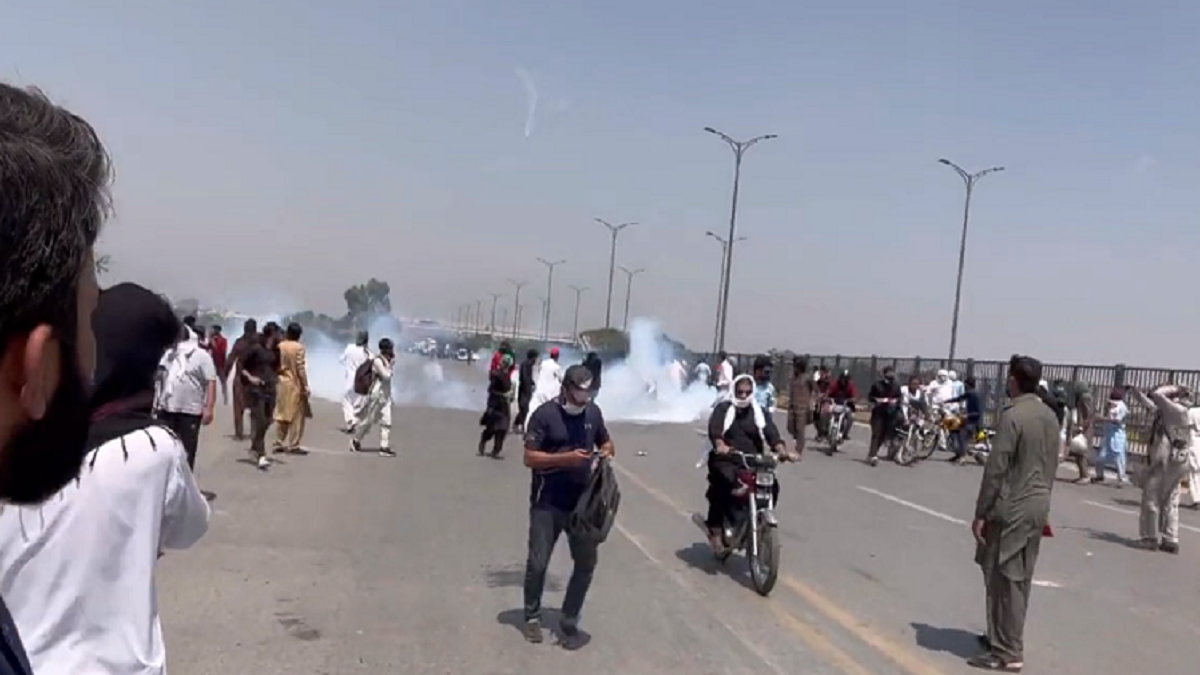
top-left (508, 279), bottom-right (528, 339)
top-left (537, 258), bottom-right (566, 341)
top-left (568, 284), bottom-right (588, 345)
top-left (704, 126), bottom-right (777, 352)
top-left (938, 158), bottom-right (1004, 362)
top-left (594, 218), bottom-right (636, 328)
top-left (705, 230), bottom-right (747, 354)
top-left (617, 265), bottom-right (645, 332)
top-left (488, 292), bottom-right (505, 335)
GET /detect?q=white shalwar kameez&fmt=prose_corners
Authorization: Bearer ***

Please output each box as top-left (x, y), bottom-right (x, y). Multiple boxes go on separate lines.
top-left (340, 343), bottom-right (370, 427)
top-left (530, 357), bottom-right (563, 412)
top-left (353, 356), bottom-right (394, 450)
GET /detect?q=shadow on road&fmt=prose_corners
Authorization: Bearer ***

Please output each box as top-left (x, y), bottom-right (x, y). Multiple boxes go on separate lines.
top-left (674, 543), bottom-right (754, 591)
top-left (1071, 526), bottom-right (1145, 550)
top-left (1112, 497), bottom-right (1141, 508)
top-left (910, 622), bottom-right (981, 658)
top-left (496, 607), bottom-right (592, 650)
top-left (484, 564), bottom-right (562, 592)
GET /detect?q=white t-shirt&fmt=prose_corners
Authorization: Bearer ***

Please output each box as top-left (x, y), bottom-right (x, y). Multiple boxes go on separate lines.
top-left (155, 340), bottom-right (217, 416)
top-left (717, 360), bottom-right (735, 389)
top-left (0, 425), bottom-right (211, 675)
top-left (532, 358), bottom-right (563, 401)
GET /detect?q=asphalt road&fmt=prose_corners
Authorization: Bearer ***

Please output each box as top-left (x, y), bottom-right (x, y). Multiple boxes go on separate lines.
top-left (159, 392), bottom-right (1200, 675)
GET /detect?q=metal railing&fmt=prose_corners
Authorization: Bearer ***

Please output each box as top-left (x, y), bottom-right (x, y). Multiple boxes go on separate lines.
top-left (701, 353), bottom-right (1200, 458)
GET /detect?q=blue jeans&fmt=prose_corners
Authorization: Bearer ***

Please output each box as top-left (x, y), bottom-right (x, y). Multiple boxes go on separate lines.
top-left (1096, 427), bottom-right (1127, 481)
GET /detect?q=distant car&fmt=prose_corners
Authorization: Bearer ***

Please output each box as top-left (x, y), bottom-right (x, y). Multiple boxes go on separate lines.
top-left (456, 348), bottom-right (469, 361)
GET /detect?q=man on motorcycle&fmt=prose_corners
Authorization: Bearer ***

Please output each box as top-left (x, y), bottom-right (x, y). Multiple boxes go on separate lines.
top-left (946, 376), bottom-right (983, 464)
top-left (705, 374), bottom-right (792, 554)
top-left (820, 370), bottom-right (858, 443)
top-left (866, 366), bottom-right (903, 466)
top-left (751, 355), bottom-right (777, 411)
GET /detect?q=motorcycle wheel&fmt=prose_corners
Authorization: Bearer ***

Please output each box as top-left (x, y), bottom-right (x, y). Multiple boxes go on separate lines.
top-left (911, 429), bottom-right (938, 462)
top-left (748, 521), bottom-right (780, 597)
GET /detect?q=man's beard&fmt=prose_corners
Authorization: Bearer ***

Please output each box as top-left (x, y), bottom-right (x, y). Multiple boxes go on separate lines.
top-left (0, 344), bottom-right (91, 505)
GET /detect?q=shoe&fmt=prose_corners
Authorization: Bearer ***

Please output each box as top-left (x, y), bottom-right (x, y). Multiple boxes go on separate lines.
top-left (977, 634), bottom-right (990, 650)
top-left (558, 619), bottom-right (582, 647)
top-left (1160, 541), bottom-right (1180, 555)
top-left (868, 457), bottom-right (879, 467)
top-left (477, 441), bottom-right (486, 456)
top-left (523, 619), bottom-right (543, 644)
top-left (379, 447), bottom-right (396, 457)
top-left (967, 652), bottom-right (1022, 671)
top-left (350, 439), bottom-right (362, 453)
top-left (256, 456), bottom-right (270, 470)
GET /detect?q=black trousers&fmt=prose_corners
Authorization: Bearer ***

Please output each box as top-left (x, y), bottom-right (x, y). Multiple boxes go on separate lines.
top-left (523, 506), bottom-right (597, 625)
top-left (159, 411), bottom-right (202, 470)
top-left (867, 410), bottom-right (899, 460)
top-left (247, 388), bottom-right (274, 457)
top-left (479, 429), bottom-right (507, 456)
top-left (514, 393), bottom-right (532, 428)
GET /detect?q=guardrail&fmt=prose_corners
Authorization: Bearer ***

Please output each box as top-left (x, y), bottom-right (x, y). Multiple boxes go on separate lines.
top-left (701, 353), bottom-right (1200, 458)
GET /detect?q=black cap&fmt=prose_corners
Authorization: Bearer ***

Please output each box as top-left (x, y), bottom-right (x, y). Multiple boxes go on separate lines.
top-left (564, 364), bottom-right (593, 390)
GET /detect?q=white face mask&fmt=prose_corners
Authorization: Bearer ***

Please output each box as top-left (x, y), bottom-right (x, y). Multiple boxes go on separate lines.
top-left (562, 402), bottom-right (586, 416)
top-left (733, 394), bottom-right (753, 409)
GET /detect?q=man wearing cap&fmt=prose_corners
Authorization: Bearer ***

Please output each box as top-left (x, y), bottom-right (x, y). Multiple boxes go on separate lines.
top-left (529, 347), bottom-right (563, 413)
top-left (521, 364), bottom-right (615, 647)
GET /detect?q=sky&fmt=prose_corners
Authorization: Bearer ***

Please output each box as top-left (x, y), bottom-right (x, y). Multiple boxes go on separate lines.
top-left (5, 1), bottom-right (1200, 367)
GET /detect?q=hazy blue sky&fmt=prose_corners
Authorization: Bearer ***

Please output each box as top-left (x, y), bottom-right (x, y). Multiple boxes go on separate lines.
top-left (5, 1), bottom-right (1199, 366)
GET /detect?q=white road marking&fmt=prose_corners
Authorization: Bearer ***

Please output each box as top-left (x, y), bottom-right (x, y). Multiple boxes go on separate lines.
top-left (1083, 500), bottom-right (1200, 535)
top-left (1031, 579), bottom-right (1062, 589)
top-left (856, 486), bottom-right (969, 526)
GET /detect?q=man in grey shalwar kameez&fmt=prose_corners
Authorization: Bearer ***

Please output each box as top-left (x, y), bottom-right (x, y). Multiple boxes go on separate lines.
top-left (1128, 383), bottom-right (1200, 554)
top-left (969, 355), bottom-right (1060, 672)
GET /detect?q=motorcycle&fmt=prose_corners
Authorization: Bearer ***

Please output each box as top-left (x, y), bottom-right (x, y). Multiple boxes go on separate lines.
top-left (970, 428), bottom-right (994, 464)
top-left (826, 402), bottom-right (851, 455)
top-left (691, 449), bottom-right (781, 597)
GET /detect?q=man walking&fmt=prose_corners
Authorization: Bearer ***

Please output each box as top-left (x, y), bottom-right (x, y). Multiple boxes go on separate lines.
top-left (521, 365), bottom-right (614, 646)
top-left (209, 325), bottom-right (229, 405)
top-left (228, 319), bottom-right (258, 440)
top-left (154, 324), bottom-right (218, 471)
top-left (787, 357), bottom-right (813, 459)
top-left (237, 329), bottom-right (278, 470)
top-left (340, 331), bottom-right (370, 432)
top-left (1129, 383), bottom-right (1200, 553)
top-left (514, 349), bottom-right (538, 433)
top-left (969, 355), bottom-right (1059, 671)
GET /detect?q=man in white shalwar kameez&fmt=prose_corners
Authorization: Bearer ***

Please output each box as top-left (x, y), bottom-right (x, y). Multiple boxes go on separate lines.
top-left (340, 331), bottom-right (370, 432)
top-left (350, 338), bottom-right (396, 457)
top-left (529, 347), bottom-right (563, 413)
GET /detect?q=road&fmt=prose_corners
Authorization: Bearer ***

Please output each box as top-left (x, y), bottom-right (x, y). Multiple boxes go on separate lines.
top-left (159, 395), bottom-right (1200, 675)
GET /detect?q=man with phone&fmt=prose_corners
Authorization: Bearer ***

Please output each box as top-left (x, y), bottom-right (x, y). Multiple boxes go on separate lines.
top-left (521, 365), bottom-right (615, 647)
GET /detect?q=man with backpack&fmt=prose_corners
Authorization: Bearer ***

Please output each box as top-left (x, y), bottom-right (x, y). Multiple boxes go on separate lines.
top-left (521, 365), bottom-right (615, 647)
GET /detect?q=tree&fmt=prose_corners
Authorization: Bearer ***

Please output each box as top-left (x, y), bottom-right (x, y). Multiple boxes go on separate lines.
top-left (343, 278), bottom-right (392, 318)
top-left (94, 254), bottom-right (111, 277)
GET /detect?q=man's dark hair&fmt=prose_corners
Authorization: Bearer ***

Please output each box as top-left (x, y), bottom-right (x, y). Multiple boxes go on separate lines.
top-left (792, 356), bottom-right (808, 373)
top-left (0, 84), bottom-right (111, 357)
top-left (717, 351), bottom-right (728, 361)
top-left (182, 315), bottom-right (197, 329)
top-left (753, 355), bottom-right (772, 372)
top-left (285, 322), bottom-right (302, 341)
top-left (964, 377), bottom-right (977, 389)
top-left (243, 318), bottom-right (257, 334)
top-left (1008, 355), bottom-right (1042, 394)
top-left (882, 365), bottom-right (895, 376)
top-left (356, 330), bottom-right (369, 346)
top-left (378, 337), bottom-right (394, 352)
top-left (211, 325), bottom-right (222, 334)
top-left (526, 349), bottom-right (538, 360)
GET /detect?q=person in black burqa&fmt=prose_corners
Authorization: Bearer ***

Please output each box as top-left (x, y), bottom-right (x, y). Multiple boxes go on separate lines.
top-left (513, 349), bottom-right (538, 433)
top-left (582, 352), bottom-right (602, 397)
top-left (865, 365), bottom-right (903, 466)
top-left (478, 354), bottom-right (514, 458)
top-left (521, 364), bottom-right (615, 647)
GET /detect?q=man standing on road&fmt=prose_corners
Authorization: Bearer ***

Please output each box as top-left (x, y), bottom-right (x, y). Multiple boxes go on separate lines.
top-left (514, 349), bottom-right (539, 433)
top-left (1128, 383), bottom-right (1200, 553)
top-left (522, 365), bottom-right (614, 646)
top-left (969, 355), bottom-right (1059, 672)
top-left (787, 357), bottom-right (813, 459)
top-left (529, 347), bottom-right (563, 412)
top-left (866, 366), bottom-right (902, 466)
top-left (209, 325), bottom-right (229, 405)
top-left (715, 351), bottom-right (735, 402)
top-left (0, 81), bottom-right (111, 675)
top-left (228, 319), bottom-right (258, 440)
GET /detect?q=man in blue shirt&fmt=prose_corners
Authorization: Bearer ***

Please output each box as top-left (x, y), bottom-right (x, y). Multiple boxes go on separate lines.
top-left (522, 365), bottom-right (615, 646)
top-left (0, 83), bottom-right (114, 675)
top-left (751, 355), bottom-right (777, 411)
top-left (948, 377), bottom-right (984, 464)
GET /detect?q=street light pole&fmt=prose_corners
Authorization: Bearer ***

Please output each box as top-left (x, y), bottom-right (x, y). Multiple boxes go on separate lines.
top-left (594, 218), bottom-right (636, 328)
top-left (705, 230), bottom-right (747, 354)
top-left (617, 265), bottom-right (645, 332)
top-left (536, 297), bottom-right (547, 340)
top-left (508, 279), bottom-right (528, 339)
top-left (938, 158), bottom-right (1005, 362)
top-left (474, 299), bottom-right (483, 335)
top-left (568, 284), bottom-right (588, 344)
top-left (537, 258), bottom-right (566, 341)
top-left (488, 292), bottom-right (505, 335)
top-left (704, 126), bottom-right (777, 353)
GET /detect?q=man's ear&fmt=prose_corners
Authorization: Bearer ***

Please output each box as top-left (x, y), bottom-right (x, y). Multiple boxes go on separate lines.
top-left (14, 326), bottom-right (59, 421)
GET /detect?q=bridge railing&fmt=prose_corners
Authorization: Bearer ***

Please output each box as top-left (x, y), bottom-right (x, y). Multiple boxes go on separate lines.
top-left (700, 352), bottom-right (1200, 458)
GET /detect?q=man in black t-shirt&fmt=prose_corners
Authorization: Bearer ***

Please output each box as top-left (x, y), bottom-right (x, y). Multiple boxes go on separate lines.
top-left (521, 365), bottom-right (615, 646)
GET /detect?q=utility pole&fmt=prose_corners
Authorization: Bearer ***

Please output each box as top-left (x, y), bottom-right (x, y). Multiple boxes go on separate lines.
top-left (617, 265), bottom-right (645, 332)
top-left (568, 285), bottom-right (588, 344)
top-left (514, 304), bottom-right (523, 338)
top-left (704, 126), bottom-right (777, 352)
top-left (488, 292), bottom-right (505, 336)
top-left (499, 307), bottom-right (508, 334)
top-left (536, 297), bottom-right (548, 341)
top-left (474, 299), bottom-right (483, 335)
top-left (537, 258), bottom-right (565, 341)
top-left (938, 158), bottom-right (1004, 362)
top-left (705, 230), bottom-right (747, 354)
top-left (594, 218), bottom-right (636, 328)
top-left (508, 279), bottom-right (528, 339)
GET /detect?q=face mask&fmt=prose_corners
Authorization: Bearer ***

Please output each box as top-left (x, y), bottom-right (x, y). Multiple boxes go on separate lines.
top-left (0, 342), bottom-right (91, 505)
top-left (884, 374), bottom-right (895, 383)
top-left (733, 392), bottom-right (753, 408)
top-left (561, 386), bottom-right (591, 415)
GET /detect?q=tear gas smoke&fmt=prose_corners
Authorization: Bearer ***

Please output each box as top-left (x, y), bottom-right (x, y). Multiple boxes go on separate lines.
top-left (218, 313), bottom-right (715, 424)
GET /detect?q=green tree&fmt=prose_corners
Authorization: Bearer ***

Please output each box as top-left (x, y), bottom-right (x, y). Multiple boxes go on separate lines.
top-left (94, 254), bottom-right (111, 277)
top-left (343, 278), bottom-right (392, 318)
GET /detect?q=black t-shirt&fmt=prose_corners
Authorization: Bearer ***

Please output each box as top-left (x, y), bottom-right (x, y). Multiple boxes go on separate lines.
top-left (524, 402), bottom-right (610, 511)
top-left (240, 340), bottom-right (278, 387)
top-left (707, 401), bottom-right (782, 460)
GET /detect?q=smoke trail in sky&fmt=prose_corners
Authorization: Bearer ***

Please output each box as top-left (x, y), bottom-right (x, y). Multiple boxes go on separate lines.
top-left (515, 67), bottom-right (539, 139)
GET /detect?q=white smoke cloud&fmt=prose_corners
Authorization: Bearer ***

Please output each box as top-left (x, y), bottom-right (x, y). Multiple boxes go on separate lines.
top-left (515, 66), bottom-right (539, 139)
